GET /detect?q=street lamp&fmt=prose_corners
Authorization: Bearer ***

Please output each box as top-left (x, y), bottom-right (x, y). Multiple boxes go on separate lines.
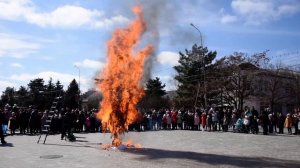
top-left (190, 23), bottom-right (207, 110)
top-left (190, 23), bottom-right (203, 47)
top-left (74, 65), bottom-right (81, 108)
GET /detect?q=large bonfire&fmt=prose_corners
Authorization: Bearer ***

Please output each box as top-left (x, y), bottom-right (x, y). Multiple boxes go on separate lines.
top-left (97, 5), bottom-right (153, 147)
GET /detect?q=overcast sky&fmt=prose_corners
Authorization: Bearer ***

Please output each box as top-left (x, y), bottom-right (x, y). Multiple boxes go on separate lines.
top-left (0, 0), bottom-right (300, 93)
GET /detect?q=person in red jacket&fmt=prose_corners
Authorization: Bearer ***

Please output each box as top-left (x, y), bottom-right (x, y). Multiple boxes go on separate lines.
top-left (171, 111), bottom-right (177, 130)
top-left (201, 113), bottom-right (207, 131)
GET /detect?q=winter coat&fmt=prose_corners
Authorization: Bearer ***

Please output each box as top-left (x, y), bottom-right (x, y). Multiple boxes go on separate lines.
top-left (212, 112), bottom-right (218, 122)
top-left (201, 114), bottom-right (207, 126)
top-left (206, 114), bottom-right (212, 126)
top-left (0, 112), bottom-right (5, 125)
top-left (171, 112), bottom-right (177, 124)
top-left (9, 115), bottom-right (17, 130)
top-left (166, 115), bottom-right (172, 125)
top-left (284, 117), bottom-right (292, 128)
top-left (162, 115), bottom-right (167, 125)
top-left (194, 115), bottom-right (200, 125)
top-left (177, 114), bottom-right (182, 124)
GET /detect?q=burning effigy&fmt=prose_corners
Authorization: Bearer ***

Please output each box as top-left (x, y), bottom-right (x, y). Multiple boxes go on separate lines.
top-left (96, 5), bottom-right (153, 148)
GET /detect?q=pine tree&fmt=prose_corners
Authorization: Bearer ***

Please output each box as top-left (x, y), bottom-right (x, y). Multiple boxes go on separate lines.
top-left (174, 44), bottom-right (217, 109)
top-left (28, 78), bottom-right (46, 109)
top-left (45, 78), bottom-right (56, 109)
top-left (64, 79), bottom-right (80, 109)
top-left (0, 87), bottom-right (16, 107)
top-left (139, 77), bottom-right (169, 110)
top-left (15, 86), bottom-right (29, 107)
top-left (145, 77), bottom-right (166, 98)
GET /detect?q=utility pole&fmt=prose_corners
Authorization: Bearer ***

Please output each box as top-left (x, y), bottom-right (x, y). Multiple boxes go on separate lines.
top-left (191, 23), bottom-right (207, 110)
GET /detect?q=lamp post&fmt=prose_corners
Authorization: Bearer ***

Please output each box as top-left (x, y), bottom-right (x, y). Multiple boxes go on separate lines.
top-left (190, 23), bottom-right (207, 110)
top-left (190, 23), bottom-right (203, 47)
top-left (74, 65), bottom-right (81, 108)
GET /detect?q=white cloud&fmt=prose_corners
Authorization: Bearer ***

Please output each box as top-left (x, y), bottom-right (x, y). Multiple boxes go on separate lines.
top-left (26, 5), bottom-right (103, 28)
top-left (74, 59), bottom-right (105, 69)
top-left (231, 0), bottom-right (300, 25)
top-left (0, 0), bottom-right (128, 29)
top-left (0, 0), bottom-right (33, 21)
top-left (10, 62), bottom-right (23, 68)
top-left (157, 51), bottom-right (179, 66)
top-left (221, 14), bottom-right (237, 24)
top-left (0, 80), bottom-right (18, 93)
top-left (10, 71), bottom-right (86, 84)
top-left (0, 33), bottom-right (41, 58)
top-left (92, 15), bottom-right (129, 29)
top-left (9, 71), bottom-right (92, 92)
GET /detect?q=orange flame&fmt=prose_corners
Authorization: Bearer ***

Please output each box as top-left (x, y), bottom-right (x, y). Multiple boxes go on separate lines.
top-left (97, 5), bottom-right (153, 147)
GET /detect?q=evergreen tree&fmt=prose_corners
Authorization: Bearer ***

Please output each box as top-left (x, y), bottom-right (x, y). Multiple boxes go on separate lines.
top-left (15, 86), bottom-right (29, 107)
top-left (139, 77), bottom-right (169, 110)
top-left (55, 80), bottom-right (64, 100)
top-left (174, 44), bottom-right (217, 109)
top-left (0, 87), bottom-right (16, 107)
top-left (28, 78), bottom-right (47, 109)
top-left (55, 80), bottom-right (64, 91)
top-left (145, 77), bottom-right (166, 97)
top-left (45, 78), bottom-right (56, 109)
top-left (64, 79), bottom-right (80, 109)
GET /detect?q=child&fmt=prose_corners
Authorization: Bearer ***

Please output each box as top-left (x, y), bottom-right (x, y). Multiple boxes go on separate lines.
top-left (285, 113), bottom-right (293, 135)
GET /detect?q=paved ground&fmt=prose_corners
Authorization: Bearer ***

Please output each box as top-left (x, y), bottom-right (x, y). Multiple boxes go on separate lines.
top-left (0, 130), bottom-right (299, 168)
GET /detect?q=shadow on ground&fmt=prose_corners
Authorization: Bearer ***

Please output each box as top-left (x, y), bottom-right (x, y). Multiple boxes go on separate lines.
top-left (42, 143), bottom-right (98, 149)
top-left (0, 143), bottom-right (14, 147)
top-left (124, 148), bottom-right (300, 168)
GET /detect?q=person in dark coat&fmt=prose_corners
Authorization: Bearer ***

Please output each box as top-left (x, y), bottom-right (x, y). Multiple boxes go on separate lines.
top-left (277, 113), bottom-right (285, 134)
top-left (272, 112), bottom-right (278, 133)
top-left (78, 111), bottom-right (85, 132)
top-left (29, 109), bottom-right (37, 134)
top-left (251, 115), bottom-right (259, 134)
top-left (89, 112), bottom-right (96, 133)
top-left (61, 110), bottom-right (71, 140)
top-left (19, 110), bottom-right (28, 134)
top-left (9, 112), bottom-right (17, 135)
top-left (218, 109), bottom-right (224, 131)
top-left (292, 113), bottom-right (299, 135)
top-left (261, 110), bottom-right (269, 135)
top-left (268, 114), bottom-right (274, 134)
top-left (0, 110), bottom-right (7, 144)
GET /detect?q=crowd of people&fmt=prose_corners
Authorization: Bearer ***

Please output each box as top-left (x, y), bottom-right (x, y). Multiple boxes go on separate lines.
top-left (0, 104), bottom-right (101, 143)
top-left (1, 104), bottom-right (300, 144)
top-left (134, 107), bottom-right (300, 136)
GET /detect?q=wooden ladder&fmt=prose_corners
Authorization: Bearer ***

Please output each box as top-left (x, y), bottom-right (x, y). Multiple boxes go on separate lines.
top-left (37, 92), bottom-right (62, 144)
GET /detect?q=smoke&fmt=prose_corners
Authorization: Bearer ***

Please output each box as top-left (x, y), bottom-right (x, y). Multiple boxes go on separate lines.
top-left (139, 0), bottom-right (168, 84)
top-left (115, 0), bottom-right (201, 83)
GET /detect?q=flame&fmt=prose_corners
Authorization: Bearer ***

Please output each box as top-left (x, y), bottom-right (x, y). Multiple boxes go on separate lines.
top-left (97, 5), bottom-right (153, 147)
top-left (100, 139), bottom-right (143, 150)
top-left (125, 139), bottom-right (142, 148)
